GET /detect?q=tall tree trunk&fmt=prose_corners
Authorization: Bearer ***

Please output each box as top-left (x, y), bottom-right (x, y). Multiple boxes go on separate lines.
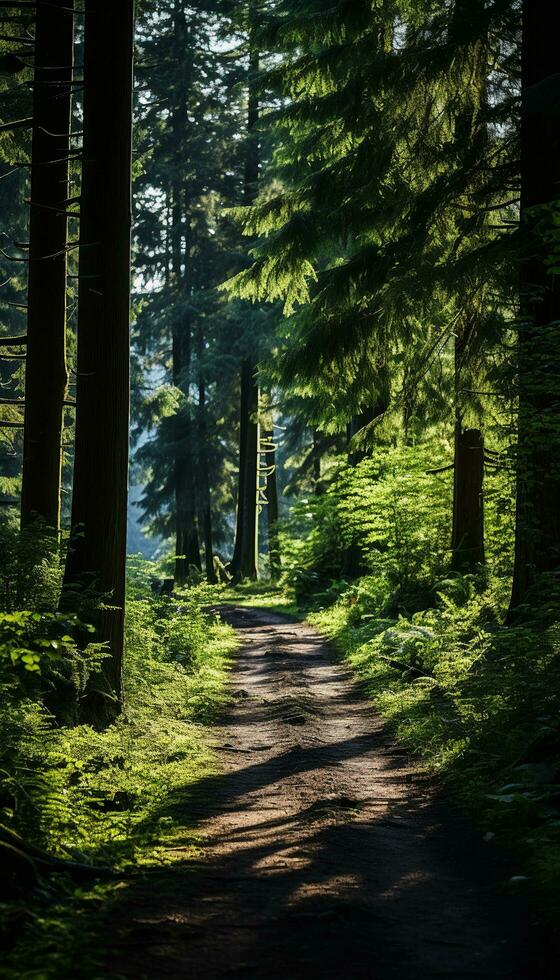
top-left (170, 3), bottom-right (199, 586)
top-left (62, 0), bottom-right (135, 725)
top-left (234, 359), bottom-right (259, 581)
top-left (312, 429), bottom-right (322, 492)
top-left (449, 0), bottom-right (487, 572)
top-left (231, 29), bottom-right (260, 579)
top-left (230, 367), bottom-right (248, 574)
top-left (451, 323), bottom-right (485, 568)
top-left (264, 427), bottom-right (281, 580)
top-left (451, 427), bottom-right (485, 569)
top-left (346, 414), bottom-right (368, 468)
top-left (173, 325), bottom-right (200, 584)
top-left (196, 328), bottom-right (216, 584)
top-left (509, 0), bottom-right (560, 614)
top-left (21, 0), bottom-right (74, 532)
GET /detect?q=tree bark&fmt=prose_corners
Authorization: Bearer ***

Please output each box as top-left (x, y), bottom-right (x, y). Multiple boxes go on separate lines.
top-left (509, 0), bottom-right (560, 614)
top-left (230, 365), bottom-right (248, 574)
top-left (173, 325), bottom-right (200, 585)
top-left (231, 27), bottom-right (260, 580)
top-left (21, 0), bottom-right (73, 532)
top-left (234, 358), bottom-right (259, 581)
top-left (170, 2), bottom-right (200, 586)
top-left (451, 427), bottom-right (485, 569)
top-left (312, 429), bottom-right (322, 492)
top-left (451, 320), bottom-right (485, 570)
top-left (449, 0), bottom-right (488, 573)
top-left (62, 0), bottom-right (135, 726)
top-left (196, 328), bottom-right (216, 583)
top-left (264, 427), bottom-right (281, 580)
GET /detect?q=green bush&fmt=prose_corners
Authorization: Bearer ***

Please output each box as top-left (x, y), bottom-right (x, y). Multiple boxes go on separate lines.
top-left (0, 552), bottom-right (237, 976)
top-left (311, 575), bottom-right (560, 888)
top-left (280, 437), bottom-right (559, 899)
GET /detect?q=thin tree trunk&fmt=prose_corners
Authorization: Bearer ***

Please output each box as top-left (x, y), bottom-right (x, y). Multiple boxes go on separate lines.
top-left (237, 360), bottom-right (259, 580)
top-left (230, 367), bottom-right (248, 574)
top-left (347, 405), bottom-right (382, 467)
top-left (312, 429), bottom-right (321, 492)
top-left (449, 0), bottom-right (487, 572)
top-left (173, 325), bottom-right (201, 585)
top-left (196, 328), bottom-right (216, 583)
top-left (264, 427), bottom-right (281, 580)
top-left (451, 319), bottom-right (486, 568)
top-left (451, 427), bottom-right (485, 569)
top-left (346, 361), bottom-right (390, 467)
top-left (232, 27), bottom-right (260, 579)
top-left (170, 3), bottom-right (199, 586)
top-left (21, 0), bottom-right (73, 532)
top-left (62, 0), bottom-right (135, 726)
top-left (509, 0), bottom-right (560, 614)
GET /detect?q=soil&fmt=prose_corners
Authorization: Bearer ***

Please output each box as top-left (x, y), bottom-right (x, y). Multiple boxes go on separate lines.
top-left (108, 607), bottom-right (553, 979)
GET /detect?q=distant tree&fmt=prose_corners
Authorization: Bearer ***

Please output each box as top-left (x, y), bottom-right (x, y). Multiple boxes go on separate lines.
top-left (262, 423), bottom-right (281, 579)
top-left (132, 0), bottom-right (246, 576)
top-left (196, 323), bottom-right (216, 583)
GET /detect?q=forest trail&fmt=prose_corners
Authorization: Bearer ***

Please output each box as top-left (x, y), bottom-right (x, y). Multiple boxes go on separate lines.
top-left (109, 608), bottom-right (539, 979)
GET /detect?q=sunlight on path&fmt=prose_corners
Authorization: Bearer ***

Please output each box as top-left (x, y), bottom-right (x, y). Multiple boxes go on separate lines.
top-left (110, 608), bottom-right (531, 980)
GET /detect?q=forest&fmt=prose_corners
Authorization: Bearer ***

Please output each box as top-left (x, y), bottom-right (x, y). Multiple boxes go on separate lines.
top-left (0, 0), bottom-right (559, 976)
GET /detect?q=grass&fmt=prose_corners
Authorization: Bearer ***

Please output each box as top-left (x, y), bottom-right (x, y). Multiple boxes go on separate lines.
top-left (0, 577), bottom-right (238, 978)
top-left (220, 580), bottom-right (299, 617)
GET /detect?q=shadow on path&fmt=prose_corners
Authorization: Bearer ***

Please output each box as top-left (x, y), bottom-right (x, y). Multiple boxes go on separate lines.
top-left (106, 607), bottom-right (551, 980)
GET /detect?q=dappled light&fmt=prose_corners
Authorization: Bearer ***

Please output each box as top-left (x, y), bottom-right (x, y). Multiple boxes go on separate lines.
top-left (1, 1), bottom-right (559, 977)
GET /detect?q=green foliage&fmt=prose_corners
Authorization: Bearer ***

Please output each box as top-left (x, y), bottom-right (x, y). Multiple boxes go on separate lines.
top-left (276, 429), bottom-right (557, 900)
top-left (284, 443), bottom-right (454, 608)
top-left (131, 0), bottom-right (274, 552)
top-left (0, 555), bottom-right (237, 975)
top-left (1, 577), bottom-right (235, 864)
top-left (0, 609), bottom-right (92, 675)
top-left (310, 575), bottom-right (560, 897)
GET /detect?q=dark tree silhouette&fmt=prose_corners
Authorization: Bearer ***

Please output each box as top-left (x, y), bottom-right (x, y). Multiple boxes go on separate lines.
top-left (231, 35), bottom-right (259, 581)
top-left (62, 0), bottom-right (135, 724)
top-left (509, 0), bottom-right (560, 613)
top-left (21, 0), bottom-right (74, 532)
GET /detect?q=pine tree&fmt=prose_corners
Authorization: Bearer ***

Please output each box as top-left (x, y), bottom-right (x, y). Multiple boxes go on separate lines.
top-left (62, 0), bottom-right (135, 725)
top-left (196, 323), bottom-right (216, 582)
top-left (225, 0), bottom-right (518, 580)
top-left (230, 30), bottom-right (260, 581)
top-left (21, 0), bottom-right (74, 534)
top-left (448, 0), bottom-right (488, 570)
top-left (0, 5), bottom-right (35, 504)
top-left (132, 0), bottom-right (247, 575)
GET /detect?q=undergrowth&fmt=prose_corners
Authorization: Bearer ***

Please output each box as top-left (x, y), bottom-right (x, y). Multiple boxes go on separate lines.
top-left (0, 545), bottom-right (236, 978)
top-left (271, 446), bottom-right (560, 906)
top-left (309, 576), bottom-right (560, 901)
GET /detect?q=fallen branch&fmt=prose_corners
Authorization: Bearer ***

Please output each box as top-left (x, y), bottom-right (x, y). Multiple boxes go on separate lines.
top-left (1, 823), bottom-right (113, 881)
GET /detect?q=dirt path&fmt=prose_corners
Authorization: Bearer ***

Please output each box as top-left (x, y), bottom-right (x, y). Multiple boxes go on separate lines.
top-left (110, 607), bottom-right (546, 979)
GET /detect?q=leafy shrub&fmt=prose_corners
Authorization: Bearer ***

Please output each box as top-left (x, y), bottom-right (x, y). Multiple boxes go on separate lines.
top-left (284, 443), bottom-right (456, 610)
top-left (0, 556), bottom-right (237, 976)
top-left (311, 574), bottom-right (560, 900)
